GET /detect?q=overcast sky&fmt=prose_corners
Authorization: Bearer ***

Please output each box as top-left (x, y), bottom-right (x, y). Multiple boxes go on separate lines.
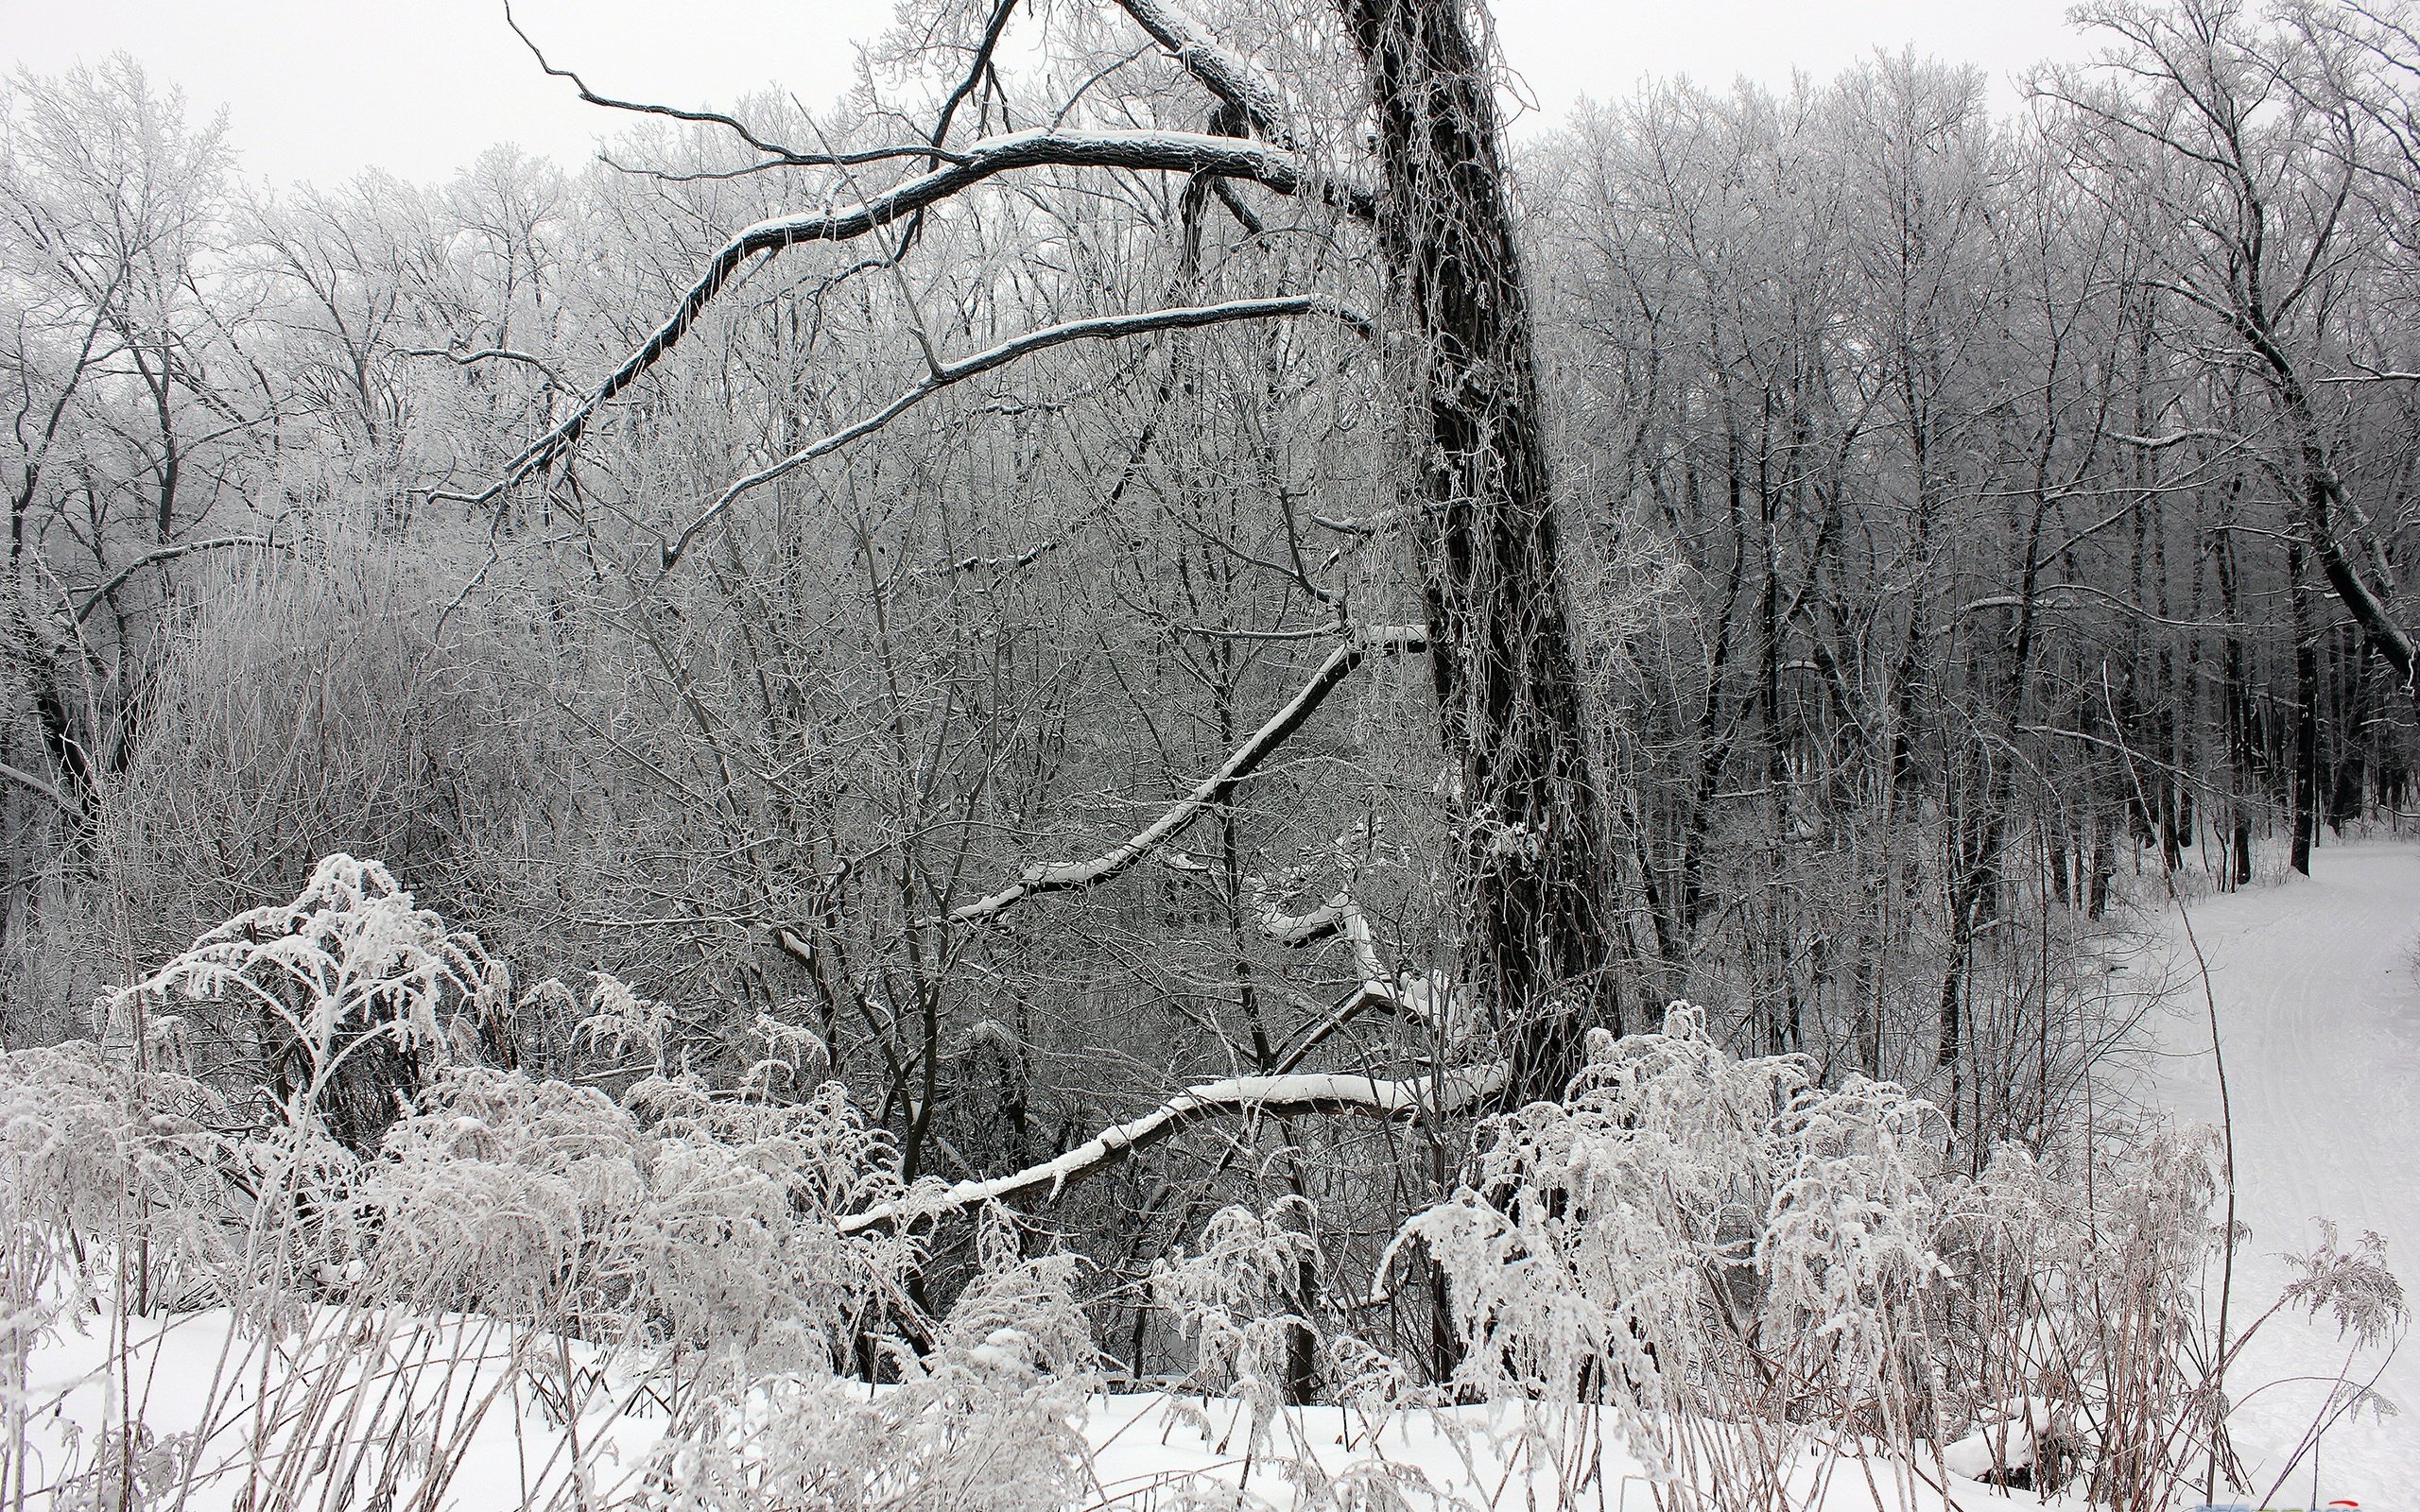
top-left (5, 0), bottom-right (2092, 189)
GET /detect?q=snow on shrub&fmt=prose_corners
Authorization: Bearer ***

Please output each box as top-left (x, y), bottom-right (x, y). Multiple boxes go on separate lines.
top-left (640, 1218), bottom-right (1098, 1512)
top-left (341, 1030), bottom-right (924, 1372)
top-left (116, 852), bottom-right (510, 1151)
top-left (1395, 1003), bottom-right (1956, 1498)
top-left (1152, 1197), bottom-right (1322, 1455)
top-left (0, 1040), bottom-right (233, 1330)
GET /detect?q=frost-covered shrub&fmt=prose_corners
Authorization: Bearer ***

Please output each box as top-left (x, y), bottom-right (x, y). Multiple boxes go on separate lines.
top-left (0, 1040), bottom-right (233, 1328)
top-left (1393, 1005), bottom-right (2403, 1508)
top-left (117, 852), bottom-right (510, 1152)
top-left (1395, 1004), bottom-right (1956, 1501)
top-left (642, 1226), bottom-right (1098, 1512)
top-left (351, 1066), bottom-right (647, 1321)
top-left (0, 1040), bottom-right (236, 1507)
top-left (1942, 1131), bottom-right (2403, 1504)
top-left (345, 1055), bottom-right (923, 1370)
top-left (19, 864), bottom-right (925, 1369)
top-left (1938, 1128), bottom-right (2217, 1499)
top-left (614, 1072), bottom-right (922, 1366)
top-left (1757, 1071), bottom-right (1949, 1425)
top-left (1153, 1199), bottom-right (1322, 1452)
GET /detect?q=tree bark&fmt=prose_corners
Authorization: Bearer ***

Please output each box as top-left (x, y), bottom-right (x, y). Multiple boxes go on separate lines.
top-left (1338, 0), bottom-right (1620, 1108)
top-left (2290, 537), bottom-right (2319, 877)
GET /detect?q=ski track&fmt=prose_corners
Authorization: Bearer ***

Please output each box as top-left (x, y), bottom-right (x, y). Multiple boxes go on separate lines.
top-left (2145, 840), bottom-right (2420, 1499)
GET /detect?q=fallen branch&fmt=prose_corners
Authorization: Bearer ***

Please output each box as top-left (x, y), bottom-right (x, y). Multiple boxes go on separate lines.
top-left (839, 1060), bottom-right (1503, 1232)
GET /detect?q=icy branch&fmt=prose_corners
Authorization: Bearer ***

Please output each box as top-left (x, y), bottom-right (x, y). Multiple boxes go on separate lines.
top-left (75, 536), bottom-right (289, 624)
top-left (947, 625), bottom-right (1426, 925)
top-left (456, 129), bottom-right (1371, 505)
top-left (659, 294), bottom-right (1371, 572)
top-left (0, 759), bottom-right (75, 816)
top-left (838, 1059), bottom-right (1504, 1232)
top-left (1115, 0), bottom-right (1302, 146)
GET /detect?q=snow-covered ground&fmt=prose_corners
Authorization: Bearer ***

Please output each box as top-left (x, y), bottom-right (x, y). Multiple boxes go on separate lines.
top-left (2141, 839), bottom-right (2420, 1500)
top-left (15, 846), bottom-right (2417, 1511)
top-left (12, 1304), bottom-right (2087, 1511)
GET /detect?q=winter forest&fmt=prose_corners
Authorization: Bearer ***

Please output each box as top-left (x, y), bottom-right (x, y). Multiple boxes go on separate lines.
top-left (4, 0), bottom-right (2418, 1507)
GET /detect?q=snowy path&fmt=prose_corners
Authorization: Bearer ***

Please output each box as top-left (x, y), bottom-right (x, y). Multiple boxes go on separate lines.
top-left (2142, 841), bottom-right (2420, 1497)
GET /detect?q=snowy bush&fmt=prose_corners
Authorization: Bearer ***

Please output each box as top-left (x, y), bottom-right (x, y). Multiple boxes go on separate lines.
top-left (0, 1041), bottom-right (233, 1327)
top-left (640, 1222), bottom-right (1098, 1512)
top-left (115, 852), bottom-right (510, 1152)
top-left (1153, 1198), bottom-right (1322, 1454)
top-left (1393, 1005), bottom-right (1960, 1504)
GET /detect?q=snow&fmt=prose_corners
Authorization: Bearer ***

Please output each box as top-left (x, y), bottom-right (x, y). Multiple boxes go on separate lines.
top-left (1939, 1399), bottom-right (2064, 1482)
top-left (11, 1306), bottom-right (663, 1512)
top-left (10, 1307), bottom-right (2088, 1512)
top-left (2140, 840), bottom-right (2420, 1497)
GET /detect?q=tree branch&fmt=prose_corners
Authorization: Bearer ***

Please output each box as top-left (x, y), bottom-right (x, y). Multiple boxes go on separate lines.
top-left (947, 624), bottom-right (1426, 925)
top-left (0, 758), bottom-right (76, 816)
top-left (75, 535), bottom-right (288, 624)
top-left (508, 2), bottom-right (903, 170)
top-left (454, 129), bottom-right (1372, 506)
top-left (390, 345), bottom-right (566, 386)
top-left (838, 1059), bottom-right (1502, 1231)
top-left (658, 293), bottom-right (1372, 572)
top-left (1114, 0), bottom-right (1301, 146)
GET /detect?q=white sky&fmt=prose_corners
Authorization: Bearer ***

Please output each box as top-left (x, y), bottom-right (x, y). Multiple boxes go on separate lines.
top-left (3, 0), bottom-right (2093, 189)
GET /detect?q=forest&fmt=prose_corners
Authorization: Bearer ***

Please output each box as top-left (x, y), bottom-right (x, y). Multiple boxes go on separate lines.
top-left (2, 0), bottom-right (2415, 1507)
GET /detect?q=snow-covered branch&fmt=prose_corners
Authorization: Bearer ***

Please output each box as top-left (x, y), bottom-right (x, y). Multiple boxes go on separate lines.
top-left (389, 344), bottom-right (566, 385)
top-left (947, 625), bottom-right (1426, 926)
top-left (0, 759), bottom-right (75, 816)
top-left (838, 1060), bottom-right (1504, 1232)
top-left (658, 294), bottom-right (1371, 572)
top-left (2112, 427), bottom-right (2241, 451)
top-left (75, 536), bottom-right (288, 624)
top-left (1259, 890), bottom-right (1353, 948)
top-left (1259, 881), bottom-right (1462, 1036)
top-left (1115, 0), bottom-right (1302, 146)
top-left (457, 129), bottom-right (1371, 504)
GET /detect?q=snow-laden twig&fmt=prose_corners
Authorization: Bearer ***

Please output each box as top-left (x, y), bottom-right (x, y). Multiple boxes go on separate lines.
top-left (452, 129), bottom-right (1371, 506)
top-left (657, 294), bottom-right (1371, 572)
top-left (947, 624), bottom-right (1426, 925)
top-left (839, 1060), bottom-right (1504, 1232)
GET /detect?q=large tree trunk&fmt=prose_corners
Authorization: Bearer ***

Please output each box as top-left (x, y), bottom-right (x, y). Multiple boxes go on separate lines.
top-left (2290, 537), bottom-right (2320, 877)
top-left (1338, 0), bottom-right (1619, 1108)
